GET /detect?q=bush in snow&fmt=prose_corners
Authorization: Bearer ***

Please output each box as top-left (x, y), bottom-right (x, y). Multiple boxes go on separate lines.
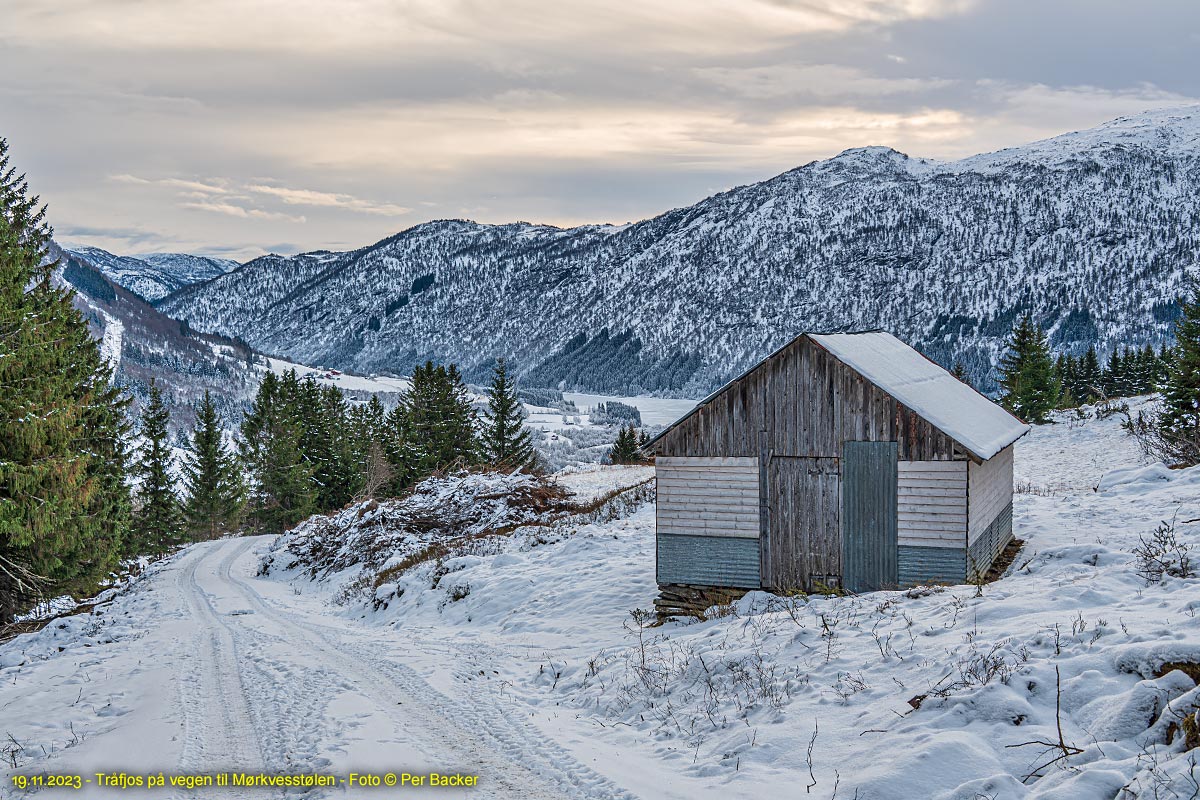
top-left (1133, 516), bottom-right (1195, 583)
top-left (265, 470), bottom-right (573, 582)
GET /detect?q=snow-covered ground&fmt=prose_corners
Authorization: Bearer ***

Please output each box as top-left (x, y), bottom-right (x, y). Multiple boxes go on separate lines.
top-left (5, 405), bottom-right (1200, 798)
top-left (96, 311), bottom-right (123, 372)
top-left (562, 393), bottom-right (698, 426)
top-left (261, 355), bottom-right (412, 394)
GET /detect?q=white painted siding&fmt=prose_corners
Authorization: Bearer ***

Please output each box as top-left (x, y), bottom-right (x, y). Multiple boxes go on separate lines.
top-left (656, 457), bottom-right (760, 539)
top-left (897, 460), bottom-right (967, 548)
top-left (968, 444), bottom-right (1014, 546)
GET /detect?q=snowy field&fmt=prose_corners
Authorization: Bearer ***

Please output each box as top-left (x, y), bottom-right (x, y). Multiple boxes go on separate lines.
top-left (562, 392), bottom-right (698, 426)
top-left (4, 403), bottom-right (1200, 798)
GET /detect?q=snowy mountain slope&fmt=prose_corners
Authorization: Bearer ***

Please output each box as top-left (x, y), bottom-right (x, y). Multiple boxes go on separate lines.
top-left (64, 245), bottom-right (237, 302)
top-left (52, 243), bottom-right (263, 428)
top-left (157, 106), bottom-right (1200, 395)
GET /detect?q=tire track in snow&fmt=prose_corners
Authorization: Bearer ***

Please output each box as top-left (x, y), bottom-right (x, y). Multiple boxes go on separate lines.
top-left (218, 541), bottom-right (639, 800)
top-left (171, 542), bottom-right (266, 795)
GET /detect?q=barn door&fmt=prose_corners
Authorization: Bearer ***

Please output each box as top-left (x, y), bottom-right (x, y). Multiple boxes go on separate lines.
top-left (763, 456), bottom-right (840, 591)
top-left (841, 441), bottom-right (898, 593)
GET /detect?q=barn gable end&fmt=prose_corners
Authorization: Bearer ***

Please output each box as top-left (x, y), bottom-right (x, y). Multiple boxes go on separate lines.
top-left (650, 331), bottom-right (1029, 603)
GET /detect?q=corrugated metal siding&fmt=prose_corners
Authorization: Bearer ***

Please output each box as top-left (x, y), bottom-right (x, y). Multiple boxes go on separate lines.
top-left (842, 441), bottom-right (898, 592)
top-left (967, 501), bottom-right (1014, 579)
top-left (656, 457), bottom-right (760, 539)
top-left (968, 445), bottom-right (1014, 546)
top-left (897, 460), bottom-right (968, 548)
top-left (898, 545), bottom-right (966, 587)
top-left (656, 534), bottom-right (761, 588)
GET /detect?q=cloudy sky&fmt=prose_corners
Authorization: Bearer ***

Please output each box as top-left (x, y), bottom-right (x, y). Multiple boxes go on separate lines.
top-left (3, 0), bottom-right (1197, 260)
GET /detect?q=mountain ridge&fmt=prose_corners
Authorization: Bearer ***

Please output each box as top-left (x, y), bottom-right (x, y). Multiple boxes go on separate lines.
top-left (150, 104), bottom-right (1200, 396)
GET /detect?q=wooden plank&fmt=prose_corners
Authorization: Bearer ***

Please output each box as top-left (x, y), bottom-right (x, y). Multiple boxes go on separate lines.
top-left (899, 486), bottom-right (967, 498)
top-left (657, 522), bottom-right (760, 538)
top-left (898, 461), bottom-right (967, 473)
top-left (658, 456), bottom-right (759, 468)
top-left (897, 518), bottom-right (966, 532)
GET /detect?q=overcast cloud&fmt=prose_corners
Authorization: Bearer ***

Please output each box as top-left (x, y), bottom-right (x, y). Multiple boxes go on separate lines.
top-left (2, 0), bottom-right (1196, 260)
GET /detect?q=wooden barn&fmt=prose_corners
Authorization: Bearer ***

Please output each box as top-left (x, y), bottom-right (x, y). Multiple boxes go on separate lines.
top-left (646, 331), bottom-right (1030, 608)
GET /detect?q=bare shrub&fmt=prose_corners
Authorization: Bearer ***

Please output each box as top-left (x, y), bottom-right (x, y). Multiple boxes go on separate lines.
top-left (1133, 516), bottom-right (1195, 583)
top-left (1125, 408), bottom-right (1200, 467)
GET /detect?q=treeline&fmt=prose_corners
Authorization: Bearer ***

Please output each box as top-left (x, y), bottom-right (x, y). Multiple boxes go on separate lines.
top-left (995, 313), bottom-right (1178, 424)
top-left (133, 358), bottom-right (540, 552)
top-left (997, 292), bottom-right (1200, 466)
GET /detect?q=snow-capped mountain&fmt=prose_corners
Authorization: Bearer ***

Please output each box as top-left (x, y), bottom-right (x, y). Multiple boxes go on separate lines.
top-left (158, 106), bottom-right (1200, 396)
top-left (65, 245), bottom-right (237, 302)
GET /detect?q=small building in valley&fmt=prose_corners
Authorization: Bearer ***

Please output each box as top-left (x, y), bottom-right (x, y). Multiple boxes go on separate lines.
top-left (646, 331), bottom-right (1029, 612)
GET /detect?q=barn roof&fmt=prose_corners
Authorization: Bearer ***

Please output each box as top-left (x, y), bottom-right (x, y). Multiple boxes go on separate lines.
top-left (807, 331), bottom-right (1029, 460)
top-left (646, 330), bottom-right (1029, 462)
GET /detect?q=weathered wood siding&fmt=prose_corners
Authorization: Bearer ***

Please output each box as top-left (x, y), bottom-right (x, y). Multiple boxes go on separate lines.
top-left (653, 334), bottom-right (975, 593)
top-left (656, 457), bottom-right (760, 539)
top-left (764, 457), bottom-right (840, 590)
top-left (654, 336), bottom-right (967, 462)
top-left (967, 445), bottom-right (1014, 547)
top-left (897, 461), bottom-right (968, 548)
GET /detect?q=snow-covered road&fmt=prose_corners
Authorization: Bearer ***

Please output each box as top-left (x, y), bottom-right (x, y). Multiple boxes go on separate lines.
top-left (2, 538), bottom-right (636, 798)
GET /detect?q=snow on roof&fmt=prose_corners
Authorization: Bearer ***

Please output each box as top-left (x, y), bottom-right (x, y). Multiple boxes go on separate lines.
top-left (809, 331), bottom-right (1029, 461)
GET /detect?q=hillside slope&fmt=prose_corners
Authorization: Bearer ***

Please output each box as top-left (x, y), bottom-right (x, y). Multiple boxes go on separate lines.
top-left (158, 107), bottom-right (1200, 395)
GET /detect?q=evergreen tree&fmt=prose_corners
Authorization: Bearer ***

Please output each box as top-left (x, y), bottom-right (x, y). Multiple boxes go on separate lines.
top-left (1, 137), bottom-right (130, 619)
top-left (182, 391), bottom-right (243, 540)
top-left (609, 424), bottom-right (643, 465)
top-left (348, 395), bottom-right (391, 501)
top-left (998, 314), bottom-right (1060, 423)
top-left (240, 371), bottom-right (315, 533)
top-left (1077, 346), bottom-right (1103, 402)
top-left (132, 384), bottom-right (183, 553)
top-left (383, 361), bottom-right (480, 492)
top-left (481, 359), bottom-right (536, 469)
top-left (950, 362), bottom-right (971, 387)
top-left (1160, 280), bottom-right (1200, 438)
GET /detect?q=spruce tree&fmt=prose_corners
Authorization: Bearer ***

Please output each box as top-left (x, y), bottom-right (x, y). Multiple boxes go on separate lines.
top-left (132, 384), bottom-right (183, 553)
top-left (998, 314), bottom-right (1059, 423)
top-left (384, 361), bottom-right (480, 491)
top-left (481, 359), bottom-right (536, 469)
top-left (609, 424), bottom-right (643, 464)
top-left (1078, 346), bottom-right (1103, 402)
top-left (182, 391), bottom-right (243, 540)
top-left (240, 371), bottom-right (315, 533)
top-left (1160, 280), bottom-right (1200, 438)
top-left (0, 138), bottom-right (130, 619)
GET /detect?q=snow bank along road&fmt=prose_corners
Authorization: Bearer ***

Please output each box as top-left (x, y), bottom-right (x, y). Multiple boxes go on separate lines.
top-left (0, 538), bottom-right (635, 799)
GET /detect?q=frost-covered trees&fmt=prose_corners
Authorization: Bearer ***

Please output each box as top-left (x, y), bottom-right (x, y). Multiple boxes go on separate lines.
top-left (132, 383), bottom-right (184, 553)
top-left (0, 137), bottom-right (131, 620)
top-left (998, 315), bottom-right (1059, 423)
top-left (182, 391), bottom-right (243, 540)
top-left (481, 359), bottom-right (535, 470)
